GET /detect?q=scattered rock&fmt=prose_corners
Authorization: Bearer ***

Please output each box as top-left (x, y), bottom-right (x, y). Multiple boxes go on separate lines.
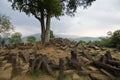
top-left (90, 73), bottom-right (111, 80)
top-left (72, 73), bottom-right (80, 80)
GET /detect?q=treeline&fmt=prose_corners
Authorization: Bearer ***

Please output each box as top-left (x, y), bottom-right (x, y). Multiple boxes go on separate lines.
top-left (0, 32), bottom-right (35, 47)
top-left (0, 31), bottom-right (55, 48)
top-left (79, 30), bottom-right (120, 49)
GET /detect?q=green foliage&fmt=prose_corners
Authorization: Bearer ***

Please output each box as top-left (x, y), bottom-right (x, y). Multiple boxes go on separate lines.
top-left (27, 36), bottom-right (36, 43)
top-left (8, 0), bottom-right (62, 18)
top-left (99, 37), bottom-right (112, 47)
top-left (57, 74), bottom-right (72, 80)
top-left (111, 30), bottom-right (120, 49)
top-left (1, 38), bottom-right (5, 47)
top-left (8, 0), bottom-right (96, 17)
top-left (28, 71), bottom-right (46, 80)
top-left (89, 37), bottom-right (112, 48)
top-left (9, 32), bottom-right (22, 44)
top-left (50, 30), bottom-right (55, 38)
top-left (0, 14), bottom-right (14, 34)
top-left (91, 30), bottom-right (120, 49)
top-left (63, 74), bottom-right (72, 80)
top-left (65, 0), bottom-right (96, 16)
top-left (78, 40), bottom-right (86, 44)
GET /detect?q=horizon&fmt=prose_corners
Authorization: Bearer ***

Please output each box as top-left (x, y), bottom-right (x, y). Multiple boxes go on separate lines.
top-left (22, 33), bottom-right (103, 38)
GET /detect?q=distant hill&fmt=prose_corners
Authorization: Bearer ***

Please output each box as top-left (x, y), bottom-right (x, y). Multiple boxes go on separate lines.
top-left (72, 37), bottom-right (100, 42)
top-left (22, 33), bottom-right (99, 42)
top-left (22, 33), bottom-right (41, 42)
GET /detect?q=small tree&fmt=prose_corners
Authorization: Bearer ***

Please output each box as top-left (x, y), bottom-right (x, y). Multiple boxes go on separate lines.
top-left (0, 15), bottom-right (14, 34)
top-left (9, 32), bottom-right (22, 44)
top-left (27, 36), bottom-right (36, 43)
top-left (0, 14), bottom-right (13, 48)
top-left (78, 40), bottom-right (86, 44)
top-left (50, 30), bottom-right (55, 38)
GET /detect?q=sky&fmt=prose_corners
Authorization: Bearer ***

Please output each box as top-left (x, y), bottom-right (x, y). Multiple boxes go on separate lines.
top-left (0, 0), bottom-right (120, 37)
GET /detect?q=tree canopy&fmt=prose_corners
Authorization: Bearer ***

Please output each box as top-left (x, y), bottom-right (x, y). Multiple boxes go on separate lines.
top-left (0, 15), bottom-right (13, 34)
top-left (27, 36), bottom-right (36, 43)
top-left (8, 0), bottom-right (96, 17)
top-left (9, 32), bottom-right (22, 44)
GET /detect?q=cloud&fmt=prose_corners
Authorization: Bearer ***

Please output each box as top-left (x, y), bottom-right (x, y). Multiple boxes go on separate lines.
top-left (0, 0), bottom-right (120, 37)
top-left (15, 25), bottom-right (40, 37)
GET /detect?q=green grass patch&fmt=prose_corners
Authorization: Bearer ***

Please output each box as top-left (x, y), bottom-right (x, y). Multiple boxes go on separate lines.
top-left (74, 76), bottom-right (87, 80)
top-left (11, 70), bottom-right (22, 79)
top-left (116, 77), bottom-right (120, 80)
top-left (57, 74), bottom-right (72, 80)
top-left (64, 74), bottom-right (72, 80)
top-left (28, 70), bottom-right (46, 80)
top-left (0, 77), bottom-right (8, 80)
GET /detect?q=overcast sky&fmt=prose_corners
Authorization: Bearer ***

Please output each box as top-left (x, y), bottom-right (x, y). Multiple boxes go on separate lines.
top-left (0, 0), bottom-right (120, 37)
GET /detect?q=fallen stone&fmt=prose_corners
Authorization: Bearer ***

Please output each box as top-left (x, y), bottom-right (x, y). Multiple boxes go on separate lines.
top-left (88, 66), bottom-right (98, 71)
top-left (90, 73), bottom-right (111, 80)
top-left (64, 70), bottom-right (75, 74)
top-left (72, 73), bottom-right (80, 80)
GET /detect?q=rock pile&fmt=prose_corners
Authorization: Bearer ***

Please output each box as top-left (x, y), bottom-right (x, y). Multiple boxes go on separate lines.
top-left (50, 38), bottom-right (77, 50)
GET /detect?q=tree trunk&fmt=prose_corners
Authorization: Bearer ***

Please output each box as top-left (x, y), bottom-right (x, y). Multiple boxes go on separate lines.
top-left (40, 11), bottom-right (45, 46)
top-left (38, 11), bottom-right (51, 46)
top-left (41, 21), bottom-right (45, 45)
top-left (45, 13), bottom-right (51, 44)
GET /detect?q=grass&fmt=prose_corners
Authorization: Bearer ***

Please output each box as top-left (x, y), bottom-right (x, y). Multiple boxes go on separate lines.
top-left (28, 70), bottom-right (46, 80)
top-left (0, 78), bottom-right (8, 80)
top-left (11, 70), bottom-right (22, 79)
top-left (116, 77), bottom-right (120, 80)
top-left (64, 74), bottom-right (72, 80)
top-left (57, 74), bottom-right (72, 80)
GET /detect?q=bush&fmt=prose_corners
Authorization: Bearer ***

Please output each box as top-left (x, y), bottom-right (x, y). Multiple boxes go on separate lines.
top-left (99, 37), bottom-right (112, 47)
top-left (27, 36), bottom-right (36, 43)
top-left (50, 30), bottom-right (55, 38)
top-left (93, 30), bottom-right (120, 49)
top-left (111, 30), bottom-right (120, 49)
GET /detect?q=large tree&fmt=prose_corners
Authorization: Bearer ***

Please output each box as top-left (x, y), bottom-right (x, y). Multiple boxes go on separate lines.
top-left (8, 0), bottom-right (95, 45)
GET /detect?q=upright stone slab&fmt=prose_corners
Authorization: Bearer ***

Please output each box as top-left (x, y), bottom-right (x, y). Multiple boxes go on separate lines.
top-left (59, 58), bottom-right (64, 80)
